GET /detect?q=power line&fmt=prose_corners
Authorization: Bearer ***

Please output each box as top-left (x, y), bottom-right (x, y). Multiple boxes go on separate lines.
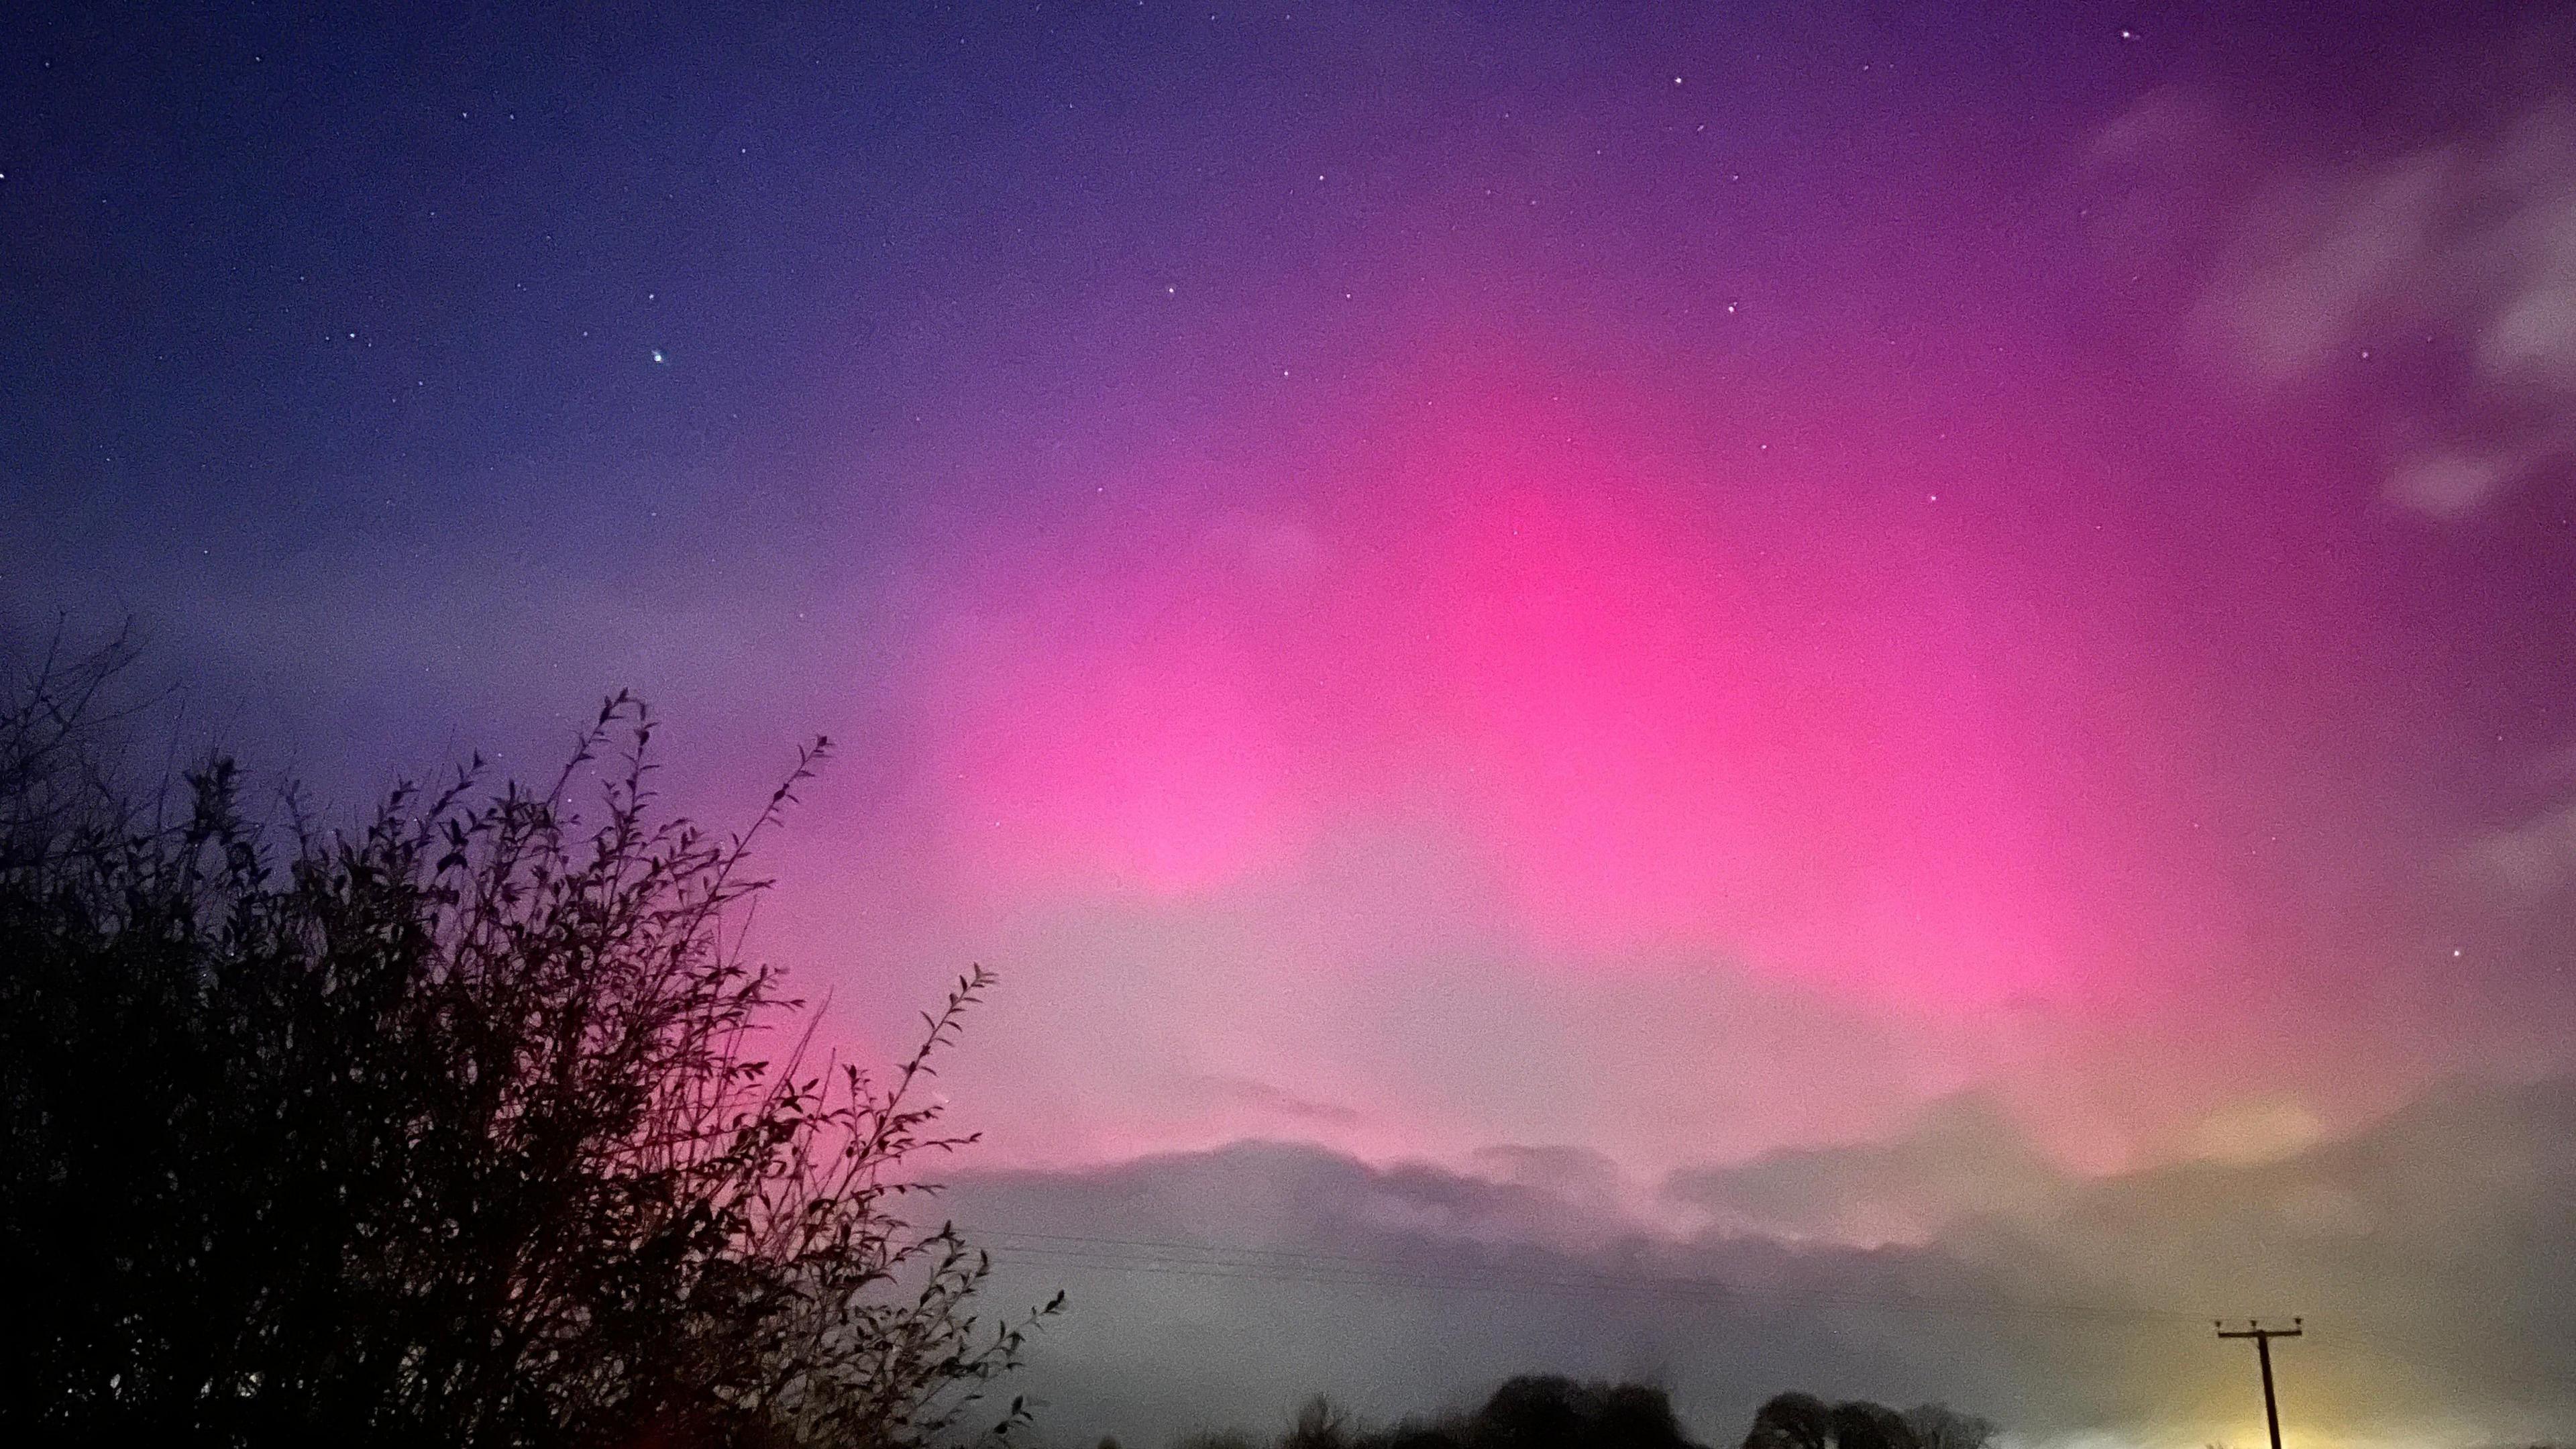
top-left (963, 1226), bottom-right (2218, 1326)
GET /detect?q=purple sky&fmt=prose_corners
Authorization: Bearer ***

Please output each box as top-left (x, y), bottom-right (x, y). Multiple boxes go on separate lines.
top-left (7, 2), bottom-right (2576, 1443)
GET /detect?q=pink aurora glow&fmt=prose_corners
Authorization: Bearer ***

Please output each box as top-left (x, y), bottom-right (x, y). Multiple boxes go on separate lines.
top-left (907, 354), bottom-right (2314, 1028)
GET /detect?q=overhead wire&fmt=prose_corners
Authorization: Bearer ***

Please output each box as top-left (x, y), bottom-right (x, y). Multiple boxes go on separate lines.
top-left (961, 1226), bottom-right (2221, 1326)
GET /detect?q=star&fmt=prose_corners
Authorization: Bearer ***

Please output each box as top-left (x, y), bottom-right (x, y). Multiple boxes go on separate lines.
top-left (651, 350), bottom-right (667, 364)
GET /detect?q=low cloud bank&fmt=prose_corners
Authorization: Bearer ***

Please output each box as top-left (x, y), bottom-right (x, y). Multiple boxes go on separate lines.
top-left (951, 1077), bottom-right (2576, 1449)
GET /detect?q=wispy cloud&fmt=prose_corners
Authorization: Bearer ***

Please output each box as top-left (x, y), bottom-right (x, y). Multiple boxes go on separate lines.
top-left (1190, 1074), bottom-right (1367, 1127)
top-left (2463, 799), bottom-right (2576, 896)
top-left (2096, 89), bottom-right (2576, 515)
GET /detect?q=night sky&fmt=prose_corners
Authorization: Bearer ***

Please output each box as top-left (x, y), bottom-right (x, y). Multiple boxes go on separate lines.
top-left (7, 3), bottom-right (2576, 1444)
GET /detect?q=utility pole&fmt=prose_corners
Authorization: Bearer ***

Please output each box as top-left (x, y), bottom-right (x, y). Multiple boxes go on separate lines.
top-left (2215, 1319), bottom-right (2302, 1449)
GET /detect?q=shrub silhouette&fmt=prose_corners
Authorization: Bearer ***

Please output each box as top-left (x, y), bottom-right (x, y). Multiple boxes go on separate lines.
top-left (0, 639), bottom-right (1055, 1448)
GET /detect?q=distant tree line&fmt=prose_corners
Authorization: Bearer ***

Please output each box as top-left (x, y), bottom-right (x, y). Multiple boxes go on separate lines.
top-left (0, 631), bottom-right (1055, 1448)
top-left (1739, 1392), bottom-right (1994, 1449)
top-left (1150, 1377), bottom-right (1994, 1449)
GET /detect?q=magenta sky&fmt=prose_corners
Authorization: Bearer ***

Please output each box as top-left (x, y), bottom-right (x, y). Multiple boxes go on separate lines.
top-left (25, 3), bottom-right (2576, 1433)
top-left (783, 290), bottom-right (2563, 1177)
top-left (11, 7), bottom-right (2576, 1431)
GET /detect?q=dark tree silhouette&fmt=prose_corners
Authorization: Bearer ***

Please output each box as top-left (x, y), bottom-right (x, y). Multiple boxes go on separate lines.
top-left (1176, 1378), bottom-right (1992, 1449)
top-left (1743, 1393), bottom-right (1836, 1449)
top-left (1901, 1404), bottom-right (1996, 1449)
top-left (1189, 1376), bottom-right (1707, 1449)
top-left (0, 639), bottom-right (1055, 1448)
top-left (1474, 1377), bottom-right (1698, 1449)
top-left (1287, 1397), bottom-right (1364, 1449)
top-left (1741, 1393), bottom-right (1993, 1449)
top-left (1828, 1401), bottom-right (1915, 1449)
